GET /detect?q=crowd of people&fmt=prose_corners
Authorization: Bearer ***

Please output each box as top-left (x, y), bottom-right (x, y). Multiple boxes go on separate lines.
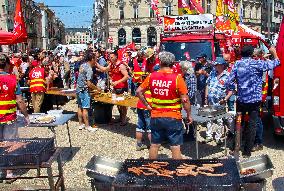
top-left (0, 43), bottom-right (280, 162)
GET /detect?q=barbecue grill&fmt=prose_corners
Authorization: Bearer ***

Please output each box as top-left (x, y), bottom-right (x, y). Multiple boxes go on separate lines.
top-left (86, 155), bottom-right (123, 191)
top-left (0, 138), bottom-right (55, 167)
top-left (113, 158), bottom-right (241, 191)
top-left (197, 105), bottom-right (227, 117)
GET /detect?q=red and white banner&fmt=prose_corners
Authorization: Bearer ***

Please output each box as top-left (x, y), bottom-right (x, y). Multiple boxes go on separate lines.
top-left (151, 0), bottom-right (162, 24)
top-left (163, 14), bottom-right (213, 33)
top-left (117, 42), bottom-right (135, 63)
top-left (12, 0), bottom-right (27, 43)
top-left (0, 0), bottom-right (27, 45)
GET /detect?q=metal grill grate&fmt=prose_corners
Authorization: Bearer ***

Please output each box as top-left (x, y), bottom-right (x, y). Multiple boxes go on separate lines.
top-left (0, 138), bottom-right (55, 167)
top-left (113, 159), bottom-right (240, 191)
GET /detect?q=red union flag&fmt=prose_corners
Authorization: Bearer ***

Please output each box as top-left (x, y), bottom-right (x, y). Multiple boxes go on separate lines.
top-left (108, 37), bottom-right (113, 44)
top-left (151, 0), bottom-right (162, 23)
top-left (118, 42), bottom-right (135, 63)
top-left (178, 0), bottom-right (204, 15)
top-left (12, 0), bottom-right (27, 43)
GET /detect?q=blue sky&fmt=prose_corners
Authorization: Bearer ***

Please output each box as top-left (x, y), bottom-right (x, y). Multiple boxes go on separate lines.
top-left (35, 0), bottom-right (93, 28)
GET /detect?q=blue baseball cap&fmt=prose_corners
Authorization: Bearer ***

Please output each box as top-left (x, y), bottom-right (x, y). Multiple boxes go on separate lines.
top-left (196, 53), bottom-right (207, 58)
top-left (213, 57), bottom-right (227, 65)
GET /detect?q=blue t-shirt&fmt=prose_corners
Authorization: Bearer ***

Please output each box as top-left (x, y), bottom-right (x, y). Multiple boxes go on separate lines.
top-left (97, 56), bottom-right (107, 80)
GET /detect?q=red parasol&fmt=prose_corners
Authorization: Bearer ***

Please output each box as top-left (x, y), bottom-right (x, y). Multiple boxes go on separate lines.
top-left (0, 0), bottom-right (27, 45)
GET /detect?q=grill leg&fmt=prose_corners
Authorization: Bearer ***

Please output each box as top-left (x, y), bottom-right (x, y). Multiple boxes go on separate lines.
top-left (66, 122), bottom-right (73, 155)
top-left (47, 167), bottom-right (56, 191)
top-left (234, 112), bottom-right (242, 161)
top-left (223, 118), bottom-right (228, 156)
top-left (49, 126), bottom-right (57, 146)
top-left (57, 153), bottom-right (65, 191)
top-left (193, 122), bottom-right (199, 159)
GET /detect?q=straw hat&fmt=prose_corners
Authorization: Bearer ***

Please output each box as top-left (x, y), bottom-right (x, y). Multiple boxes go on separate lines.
top-left (145, 48), bottom-right (154, 59)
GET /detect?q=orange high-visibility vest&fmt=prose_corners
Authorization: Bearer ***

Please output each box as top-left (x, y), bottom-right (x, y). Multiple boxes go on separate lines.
top-left (29, 67), bottom-right (46, 93)
top-left (137, 90), bottom-right (152, 109)
top-left (149, 71), bottom-right (182, 112)
top-left (0, 74), bottom-right (17, 124)
top-left (132, 58), bottom-right (148, 84)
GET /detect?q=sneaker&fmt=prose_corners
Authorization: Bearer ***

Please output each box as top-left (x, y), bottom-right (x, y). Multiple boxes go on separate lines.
top-left (136, 144), bottom-right (148, 151)
top-left (4, 173), bottom-right (16, 184)
top-left (86, 126), bottom-right (98, 132)
top-left (252, 144), bottom-right (263, 152)
top-left (79, 124), bottom-right (85, 130)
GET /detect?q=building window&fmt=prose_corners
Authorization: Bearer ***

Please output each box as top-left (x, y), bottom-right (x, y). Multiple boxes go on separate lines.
top-left (133, 4), bottom-right (138, 19)
top-left (165, 2), bottom-right (172, 15)
top-left (149, 7), bottom-right (155, 18)
top-left (132, 28), bottom-right (141, 44)
top-left (118, 28), bottom-right (126, 46)
top-left (147, 27), bottom-right (157, 47)
top-left (119, 5), bottom-right (124, 19)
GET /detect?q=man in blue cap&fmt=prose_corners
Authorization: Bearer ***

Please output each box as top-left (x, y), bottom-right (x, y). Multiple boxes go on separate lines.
top-left (194, 53), bottom-right (213, 106)
top-left (204, 57), bottom-right (233, 144)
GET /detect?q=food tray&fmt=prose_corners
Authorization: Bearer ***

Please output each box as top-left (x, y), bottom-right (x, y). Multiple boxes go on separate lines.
top-left (30, 114), bottom-right (56, 124)
top-left (197, 105), bottom-right (226, 117)
top-left (0, 138), bottom-right (55, 167)
top-left (86, 155), bottom-right (122, 183)
top-left (237, 154), bottom-right (274, 182)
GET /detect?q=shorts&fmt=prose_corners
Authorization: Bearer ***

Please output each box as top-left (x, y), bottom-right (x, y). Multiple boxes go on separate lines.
top-left (113, 88), bottom-right (128, 95)
top-left (136, 109), bottom-right (151, 133)
top-left (76, 90), bottom-right (91, 109)
top-left (0, 121), bottom-right (18, 140)
top-left (150, 118), bottom-right (183, 146)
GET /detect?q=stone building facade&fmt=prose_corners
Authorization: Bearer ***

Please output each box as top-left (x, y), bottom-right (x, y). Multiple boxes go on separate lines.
top-left (65, 28), bottom-right (92, 44)
top-left (262, 0), bottom-right (284, 36)
top-left (95, 0), bottom-right (179, 48)
top-left (38, 3), bottom-right (65, 50)
top-left (95, 0), bottom-right (284, 48)
top-left (0, 0), bottom-right (64, 51)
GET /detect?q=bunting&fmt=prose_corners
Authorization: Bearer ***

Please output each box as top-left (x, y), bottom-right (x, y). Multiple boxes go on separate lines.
top-left (178, 0), bottom-right (204, 15)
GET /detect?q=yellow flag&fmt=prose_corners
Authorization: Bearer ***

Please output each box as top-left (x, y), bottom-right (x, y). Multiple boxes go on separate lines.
top-left (216, 0), bottom-right (223, 17)
top-left (227, 0), bottom-right (239, 31)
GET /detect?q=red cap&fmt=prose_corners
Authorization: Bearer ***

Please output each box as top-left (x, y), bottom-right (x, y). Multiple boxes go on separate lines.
top-left (32, 60), bottom-right (39, 67)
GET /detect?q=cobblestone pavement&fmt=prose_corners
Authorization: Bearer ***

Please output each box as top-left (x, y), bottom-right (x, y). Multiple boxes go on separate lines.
top-left (0, 100), bottom-right (283, 190)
